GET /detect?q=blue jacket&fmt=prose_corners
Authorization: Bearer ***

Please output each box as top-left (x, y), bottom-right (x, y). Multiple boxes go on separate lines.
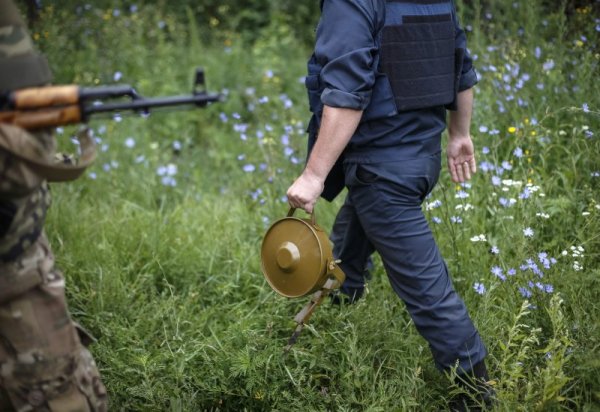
top-left (306, 0), bottom-right (478, 200)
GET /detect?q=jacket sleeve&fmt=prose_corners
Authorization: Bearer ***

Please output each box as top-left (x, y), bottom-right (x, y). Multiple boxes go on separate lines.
top-left (452, 4), bottom-right (478, 91)
top-left (316, 0), bottom-right (379, 111)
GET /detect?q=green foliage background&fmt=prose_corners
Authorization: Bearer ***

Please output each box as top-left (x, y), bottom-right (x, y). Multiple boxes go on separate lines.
top-left (14, 0), bottom-right (600, 410)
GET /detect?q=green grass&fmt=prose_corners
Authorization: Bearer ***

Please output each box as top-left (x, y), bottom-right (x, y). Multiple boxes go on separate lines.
top-left (26, 1), bottom-right (600, 410)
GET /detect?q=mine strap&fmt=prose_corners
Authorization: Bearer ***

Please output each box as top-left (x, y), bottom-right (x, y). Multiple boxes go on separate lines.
top-left (0, 125), bottom-right (96, 182)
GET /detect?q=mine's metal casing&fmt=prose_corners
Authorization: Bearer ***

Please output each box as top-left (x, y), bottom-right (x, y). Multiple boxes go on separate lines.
top-left (261, 209), bottom-right (345, 298)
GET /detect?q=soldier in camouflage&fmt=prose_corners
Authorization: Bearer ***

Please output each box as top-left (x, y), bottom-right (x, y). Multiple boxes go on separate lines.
top-left (0, 0), bottom-right (108, 410)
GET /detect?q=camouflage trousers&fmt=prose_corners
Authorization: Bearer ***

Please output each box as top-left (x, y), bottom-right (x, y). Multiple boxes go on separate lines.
top-left (0, 233), bottom-right (108, 411)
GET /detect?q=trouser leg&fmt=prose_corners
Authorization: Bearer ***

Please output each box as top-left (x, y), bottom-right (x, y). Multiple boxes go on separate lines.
top-left (330, 195), bottom-right (375, 302)
top-left (345, 158), bottom-right (487, 372)
top-left (0, 234), bottom-right (108, 411)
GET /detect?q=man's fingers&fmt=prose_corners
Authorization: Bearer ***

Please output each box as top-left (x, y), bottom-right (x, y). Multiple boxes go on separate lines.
top-left (449, 161), bottom-right (458, 183)
top-left (455, 161), bottom-right (465, 182)
top-left (462, 161), bottom-right (471, 181)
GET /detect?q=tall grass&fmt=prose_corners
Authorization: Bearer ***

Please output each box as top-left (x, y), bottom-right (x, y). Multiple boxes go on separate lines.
top-left (27, 1), bottom-right (600, 410)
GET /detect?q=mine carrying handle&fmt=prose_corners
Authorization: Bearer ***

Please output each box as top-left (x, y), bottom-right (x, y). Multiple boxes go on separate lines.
top-left (287, 207), bottom-right (316, 226)
top-left (0, 68), bottom-right (222, 130)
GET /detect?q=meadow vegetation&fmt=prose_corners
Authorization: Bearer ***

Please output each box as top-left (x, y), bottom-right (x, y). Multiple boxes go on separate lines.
top-left (22, 0), bottom-right (600, 410)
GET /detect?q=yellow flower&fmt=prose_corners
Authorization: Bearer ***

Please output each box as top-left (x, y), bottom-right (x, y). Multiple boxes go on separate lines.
top-left (508, 126), bottom-right (517, 134)
top-left (575, 40), bottom-right (584, 48)
top-left (530, 131), bottom-right (537, 137)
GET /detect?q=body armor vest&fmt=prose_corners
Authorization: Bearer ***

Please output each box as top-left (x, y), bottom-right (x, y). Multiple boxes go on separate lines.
top-left (306, 0), bottom-right (461, 125)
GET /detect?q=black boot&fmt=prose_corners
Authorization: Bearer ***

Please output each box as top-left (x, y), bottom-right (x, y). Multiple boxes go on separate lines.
top-left (448, 360), bottom-right (495, 411)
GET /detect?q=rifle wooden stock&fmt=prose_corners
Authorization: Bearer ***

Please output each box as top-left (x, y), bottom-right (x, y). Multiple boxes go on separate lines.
top-left (0, 106), bottom-right (83, 130)
top-left (0, 68), bottom-right (221, 131)
top-left (11, 85), bottom-right (80, 109)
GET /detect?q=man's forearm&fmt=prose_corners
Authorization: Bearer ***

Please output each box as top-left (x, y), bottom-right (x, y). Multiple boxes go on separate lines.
top-left (448, 88), bottom-right (473, 138)
top-left (304, 105), bottom-right (363, 181)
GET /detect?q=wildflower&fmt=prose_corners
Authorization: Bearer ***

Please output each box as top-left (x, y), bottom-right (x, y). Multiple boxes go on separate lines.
top-left (491, 266), bottom-right (506, 281)
top-left (482, 146), bottom-right (490, 154)
top-left (542, 59), bottom-right (555, 71)
top-left (491, 176), bottom-right (502, 186)
top-left (89, 172), bottom-right (97, 180)
top-left (219, 112), bottom-right (228, 123)
top-left (508, 126), bottom-right (517, 134)
top-left (243, 164), bottom-right (256, 173)
top-left (544, 284), bottom-right (554, 293)
top-left (479, 125), bottom-right (489, 133)
top-left (582, 103), bottom-right (590, 113)
top-left (113, 71), bottom-right (123, 82)
top-left (125, 137), bottom-right (135, 149)
top-left (513, 147), bottom-right (523, 158)
top-left (519, 188), bottom-right (531, 199)
top-left (233, 123), bottom-right (248, 133)
top-left (490, 245), bottom-right (500, 254)
top-left (518, 287), bottom-right (532, 298)
top-left (455, 190), bottom-right (469, 199)
top-left (161, 176), bottom-right (176, 187)
top-left (258, 96), bottom-right (269, 104)
top-left (284, 147), bottom-right (294, 157)
top-left (172, 141), bottom-right (182, 151)
top-left (450, 216), bottom-right (463, 224)
top-left (425, 199), bottom-right (442, 210)
top-left (507, 268), bottom-right (516, 276)
top-left (473, 283), bottom-right (486, 295)
top-left (470, 234), bottom-right (487, 242)
top-left (536, 212), bottom-right (550, 219)
top-left (523, 227), bottom-right (534, 237)
top-left (479, 161), bottom-right (493, 172)
top-left (455, 204), bottom-right (474, 211)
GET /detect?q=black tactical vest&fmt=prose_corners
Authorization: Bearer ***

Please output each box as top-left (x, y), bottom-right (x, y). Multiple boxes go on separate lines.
top-left (306, 0), bottom-right (461, 125)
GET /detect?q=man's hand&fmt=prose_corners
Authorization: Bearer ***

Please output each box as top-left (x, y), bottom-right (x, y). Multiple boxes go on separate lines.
top-left (447, 134), bottom-right (476, 183)
top-left (447, 88), bottom-right (476, 183)
top-left (286, 106), bottom-right (363, 213)
top-left (286, 170), bottom-right (324, 213)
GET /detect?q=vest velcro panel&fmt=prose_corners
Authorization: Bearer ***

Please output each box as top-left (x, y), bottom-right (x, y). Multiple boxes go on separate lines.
top-left (380, 14), bottom-right (455, 111)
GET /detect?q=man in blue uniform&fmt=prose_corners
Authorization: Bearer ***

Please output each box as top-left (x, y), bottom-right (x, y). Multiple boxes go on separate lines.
top-left (287, 0), bottom-right (492, 409)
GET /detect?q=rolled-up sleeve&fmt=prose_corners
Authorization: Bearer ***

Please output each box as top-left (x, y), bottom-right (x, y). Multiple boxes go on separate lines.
top-left (316, 0), bottom-right (378, 110)
top-left (453, 6), bottom-right (478, 91)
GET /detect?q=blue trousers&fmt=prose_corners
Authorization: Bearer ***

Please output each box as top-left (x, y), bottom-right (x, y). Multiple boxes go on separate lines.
top-left (330, 153), bottom-right (487, 372)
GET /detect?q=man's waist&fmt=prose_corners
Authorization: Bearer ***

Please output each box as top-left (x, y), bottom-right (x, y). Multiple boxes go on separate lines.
top-left (344, 137), bottom-right (441, 163)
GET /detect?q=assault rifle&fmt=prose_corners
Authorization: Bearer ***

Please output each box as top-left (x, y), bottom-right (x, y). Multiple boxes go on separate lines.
top-left (0, 68), bottom-right (221, 130)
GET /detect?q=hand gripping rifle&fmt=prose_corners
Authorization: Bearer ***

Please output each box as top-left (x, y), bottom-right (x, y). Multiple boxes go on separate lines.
top-left (0, 68), bottom-right (222, 130)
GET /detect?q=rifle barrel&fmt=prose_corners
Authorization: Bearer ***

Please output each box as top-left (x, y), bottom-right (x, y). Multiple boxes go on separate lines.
top-left (84, 93), bottom-right (221, 117)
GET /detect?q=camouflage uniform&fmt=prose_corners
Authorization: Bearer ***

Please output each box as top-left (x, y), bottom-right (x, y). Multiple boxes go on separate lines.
top-left (0, 0), bottom-right (108, 410)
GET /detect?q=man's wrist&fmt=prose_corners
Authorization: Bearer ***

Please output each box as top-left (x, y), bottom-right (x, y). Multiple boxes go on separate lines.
top-left (448, 131), bottom-right (472, 141)
top-left (303, 165), bottom-right (327, 183)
